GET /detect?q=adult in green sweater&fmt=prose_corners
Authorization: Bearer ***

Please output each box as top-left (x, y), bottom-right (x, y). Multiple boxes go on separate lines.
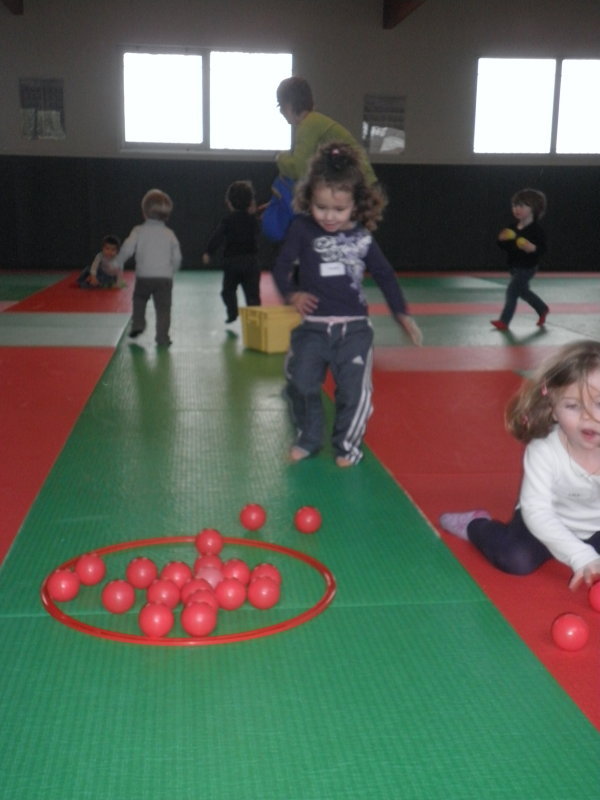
top-left (276, 76), bottom-right (377, 185)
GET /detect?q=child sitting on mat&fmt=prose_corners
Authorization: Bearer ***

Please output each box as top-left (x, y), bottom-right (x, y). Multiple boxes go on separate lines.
top-left (272, 141), bottom-right (422, 467)
top-left (77, 235), bottom-right (124, 288)
top-left (440, 340), bottom-right (600, 591)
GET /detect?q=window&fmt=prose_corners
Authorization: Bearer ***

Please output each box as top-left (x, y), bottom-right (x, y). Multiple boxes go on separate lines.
top-left (122, 49), bottom-right (292, 152)
top-left (473, 59), bottom-right (555, 154)
top-left (556, 60), bottom-right (600, 154)
top-left (473, 58), bottom-right (600, 155)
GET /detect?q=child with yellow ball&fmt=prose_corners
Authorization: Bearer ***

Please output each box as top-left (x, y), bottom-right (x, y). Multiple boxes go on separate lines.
top-left (491, 188), bottom-right (549, 331)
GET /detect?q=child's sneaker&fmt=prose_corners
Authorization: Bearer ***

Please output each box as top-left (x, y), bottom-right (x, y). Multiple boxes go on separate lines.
top-left (439, 510), bottom-right (491, 540)
top-left (491, 320), bottom-right (509, 331)
top-left (536, 310), bottom-right (549, 327)
top-left (129, 323), bottom-right (146, 338)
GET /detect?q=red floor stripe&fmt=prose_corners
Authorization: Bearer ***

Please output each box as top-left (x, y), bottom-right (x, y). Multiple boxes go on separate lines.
top-left (365, 368), bottom-right (600, 729)
top-left (10, 272), bottom-right (134, 313)
top-left (374, 345), bottom-right (560, 372)
top-left (0, 347), bottom-right (113, 563)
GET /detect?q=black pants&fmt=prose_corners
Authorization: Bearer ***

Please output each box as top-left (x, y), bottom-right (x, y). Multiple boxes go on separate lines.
top-left (221, 255), bottom-right (260, 321)
top-left (468, 508), bottom-right (600, 575)
top-left (499, 267), bottom-right (548, 325)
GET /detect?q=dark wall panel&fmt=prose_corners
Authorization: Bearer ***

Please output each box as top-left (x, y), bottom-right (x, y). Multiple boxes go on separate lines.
top-left (2, 156), bottom-right (599, 272)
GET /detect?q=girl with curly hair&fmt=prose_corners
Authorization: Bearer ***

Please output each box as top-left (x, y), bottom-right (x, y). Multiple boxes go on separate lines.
top-left (273, 141), bottom-right (422, 467)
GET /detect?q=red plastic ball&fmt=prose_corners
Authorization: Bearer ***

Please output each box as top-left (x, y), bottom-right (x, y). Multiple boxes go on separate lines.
top-left (215, 577), bottom-right (246, 610)
top-left (160, 561), bottom-right (192, 589)
top-left (139, 602), bottom-right (174, 638)
top-left (222, 558), bottom-right (251, 586)
top-left (195, 528), bottom-right (224, 556)
top-left (125, 556), bottom-right (158, 589)
top-left (193, 554), bottom-right (223, 573)
top-left (294, 506), bottom-right (322, 534)
top-left (75, 553), bottom-right (106, 586)
top-left (247, 576), bottom-right (280, 610)
top-left (251, 562), bottom-right (282, 585)
top-left (185, 589), bottom-right (219, 611)
top-left (194, 566), bottom-right (224, 590)
top-left (180, 577), bottom-right (213, 605)
top-left (239, 503), bottom-right (267, 531)
top-left (101, 579), bottom-right (136, 614)
top-left (146, 578), bottom-right (180, 608)
top-left (46, 569), bottom-right (80, 602)
top-left (551, 613), bottom-right (590, 651)
top-left (588, 581), bottom-right (600, 612)
top-left (181, 602), bottom-right (217, 637)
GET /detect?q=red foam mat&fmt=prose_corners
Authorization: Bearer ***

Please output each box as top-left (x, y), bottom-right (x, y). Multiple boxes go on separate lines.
top-left (11, 272), bottom-right (134, 313)
top-left (0, 347), bottom-right (114, 562)
top-left (365, 368), bottom-right (600, 729)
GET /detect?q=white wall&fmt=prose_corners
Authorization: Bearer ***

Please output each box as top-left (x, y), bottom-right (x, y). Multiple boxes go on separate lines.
top-left (1, 0), bottom-right (600, 164)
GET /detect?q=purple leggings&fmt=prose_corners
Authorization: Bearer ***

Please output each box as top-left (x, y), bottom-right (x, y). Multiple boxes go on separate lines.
top-left (467, 509), bottom-right (600, 575)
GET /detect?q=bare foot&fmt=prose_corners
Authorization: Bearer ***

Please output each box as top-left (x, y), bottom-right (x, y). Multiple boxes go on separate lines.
top-left (289, 446), bottom-right (311, 462)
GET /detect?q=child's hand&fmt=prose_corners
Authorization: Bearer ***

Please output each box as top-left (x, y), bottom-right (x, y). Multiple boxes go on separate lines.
top-left (397, 314), bottom-right (423, 346)
top-left (498, 228), bottom-right (516, 241)
top-left (88, 275), bottom-right (99, 287)
top-left (515, 236), bottom-right (536, 253)
top-left (569, 557), bottom-right (600, 591)
top-left (202, 253), bottom-right (211, 266)
top-left (289, 291), bottom-right (318, 315)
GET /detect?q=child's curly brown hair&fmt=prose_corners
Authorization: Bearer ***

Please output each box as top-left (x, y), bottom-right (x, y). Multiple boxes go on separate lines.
top-left (293, 142), bottom-right (387, 231)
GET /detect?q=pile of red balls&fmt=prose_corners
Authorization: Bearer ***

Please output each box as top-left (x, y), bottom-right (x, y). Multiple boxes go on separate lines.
top-left (45, 527), bottom-right (282, 639)
top-left (43, 503), bottom-right (324, 640)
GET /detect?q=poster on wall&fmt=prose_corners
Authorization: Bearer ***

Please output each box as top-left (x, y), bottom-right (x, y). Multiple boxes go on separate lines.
top-left (362, 93), bottom-right (405, 154)
top-left (19, 78), bottom-right (66, 140)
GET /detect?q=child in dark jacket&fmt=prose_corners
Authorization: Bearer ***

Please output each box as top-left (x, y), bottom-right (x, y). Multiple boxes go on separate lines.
top-left (203, 180), bottom-right (261, 323)
top-left (491, 187), bottom-right (549, 331)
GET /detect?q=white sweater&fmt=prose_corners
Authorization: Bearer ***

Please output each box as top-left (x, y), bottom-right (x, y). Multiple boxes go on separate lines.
top-left (520, 427), bottom-right (600, 572)
top-left (118, 219), bottom-right (181, 278)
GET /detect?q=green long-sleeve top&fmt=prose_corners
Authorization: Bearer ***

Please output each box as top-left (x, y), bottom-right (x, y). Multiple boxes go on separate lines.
top-left (276, 111), bottom-right (377, 185)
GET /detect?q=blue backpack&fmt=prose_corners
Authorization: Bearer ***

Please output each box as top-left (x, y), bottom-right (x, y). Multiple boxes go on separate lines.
top-left (261, 175), bottom-right (296, 242)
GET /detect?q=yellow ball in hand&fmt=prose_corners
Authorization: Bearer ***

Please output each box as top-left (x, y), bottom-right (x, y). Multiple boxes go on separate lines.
top-left (499, 228), bottom-right (516, 241)
top-left (515, 236), bottom-right (527, 249)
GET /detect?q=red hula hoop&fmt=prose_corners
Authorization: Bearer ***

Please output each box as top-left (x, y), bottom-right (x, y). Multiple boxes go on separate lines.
top-left (40, 536), bottom-right (336, 646)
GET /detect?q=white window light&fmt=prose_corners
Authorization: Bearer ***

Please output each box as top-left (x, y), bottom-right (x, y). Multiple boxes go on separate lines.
top-left (122, 49), bottom-right (292, 151)
top-left (556, 59), bottom-right (600, 154)
top-left (210, 51), bottom-right (292, 150)
top-left (473, 58), bottom-right (556, 154)
top-left (123, 52), bottom-right (203, 144)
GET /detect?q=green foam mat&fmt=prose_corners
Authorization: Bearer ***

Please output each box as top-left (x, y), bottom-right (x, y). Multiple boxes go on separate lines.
top-left (0, 272), bottom-right (598, 800)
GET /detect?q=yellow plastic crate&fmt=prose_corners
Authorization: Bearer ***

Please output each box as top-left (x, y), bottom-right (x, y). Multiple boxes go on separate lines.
top-left (240, 305), bottom-right (301, 354)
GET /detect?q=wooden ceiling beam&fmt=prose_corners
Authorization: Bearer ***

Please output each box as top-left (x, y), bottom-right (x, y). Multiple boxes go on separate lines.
top-left (383, 0), bottom-right (425, 29)
top-left (2, 0), bottom-right (24, 14)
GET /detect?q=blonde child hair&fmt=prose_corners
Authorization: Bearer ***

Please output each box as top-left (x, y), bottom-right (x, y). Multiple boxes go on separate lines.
top-left (142, 189), bottom-right (173, 221)
top-left (506, 339), bottom-right (600, 442)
